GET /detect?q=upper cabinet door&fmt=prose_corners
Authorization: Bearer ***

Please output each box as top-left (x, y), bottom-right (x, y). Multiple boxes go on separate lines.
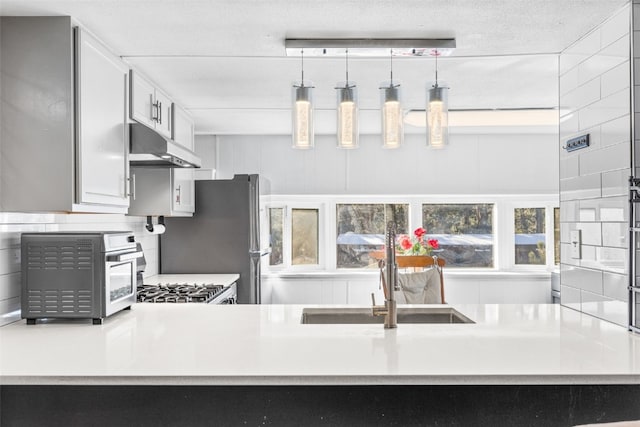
top-left (129, 70), bottom-right (156, 129)
top-left (154, 88), bottom-right (173, 139)
top-left (172, 104), bottom-right (195, 149)
top-left (75, 28), bottom-right (129, 208)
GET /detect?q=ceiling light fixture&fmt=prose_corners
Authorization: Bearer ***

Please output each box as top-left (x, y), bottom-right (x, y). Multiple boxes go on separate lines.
top-left (336, 48), bottom-right (358, 149)
top-left (427, 49), bottom-right (449, 149)
top-left (380, 49), bottom-right (403, 149)
top-left (285, 38), bottom-right (456, 57)
top-left (292, 49), bottom-right (314, 149)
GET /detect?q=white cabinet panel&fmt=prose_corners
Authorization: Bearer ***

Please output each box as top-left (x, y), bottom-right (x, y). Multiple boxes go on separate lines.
top-left (172, 104), bottom-right (195, 149)
top-left (76, 28), bottom-right (129, 208)
top-left (129, 69), bottom-right (173, 138)
top-left (130, 70), bottom-right (156, 129)
top-left (155, 88), bottom-right (173, 139)
top-left (172, 169), bottom-right (195, 213)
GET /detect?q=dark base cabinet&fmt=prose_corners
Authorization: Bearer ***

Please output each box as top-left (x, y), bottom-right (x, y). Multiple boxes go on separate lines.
top-left (2, 384), bottom-right (640, 426)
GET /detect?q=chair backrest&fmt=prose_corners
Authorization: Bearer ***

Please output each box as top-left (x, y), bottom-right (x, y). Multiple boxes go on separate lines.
top-left (369, 251), bottom-right (446, 303)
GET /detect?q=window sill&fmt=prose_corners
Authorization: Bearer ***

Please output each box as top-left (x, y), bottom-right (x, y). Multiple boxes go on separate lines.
top-left (263, 270), bottom-right (552, 280)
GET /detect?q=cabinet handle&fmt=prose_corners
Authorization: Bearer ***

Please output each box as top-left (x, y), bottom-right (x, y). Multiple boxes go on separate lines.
top-left (158, 101), bottom-right (162, 124)
top-left (131, 174), bottom-right (136, 201)
top-left (175, 185), bottom-right (181, 205)
top-left (150, 94), bottom-right (158, 122)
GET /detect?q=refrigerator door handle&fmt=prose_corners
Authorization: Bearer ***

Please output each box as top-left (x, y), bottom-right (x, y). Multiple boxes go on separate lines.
top-left (250, 255), bottom-right (261, 304)
top-left (249, 248), bottom-right (271, 257)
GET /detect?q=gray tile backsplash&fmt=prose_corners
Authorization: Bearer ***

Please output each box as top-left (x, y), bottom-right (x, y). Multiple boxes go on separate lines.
top-left (559, 3), bottom-right (631, 327)
top-left (0, 213), bottom-right (157, 326)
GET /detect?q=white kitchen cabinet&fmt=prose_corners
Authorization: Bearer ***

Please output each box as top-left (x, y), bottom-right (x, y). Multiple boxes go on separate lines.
top-left (128, 167), bottom-right (195, 216)
top-left (172, 104), bottom-right (195, 149)
top-left (169, 104), bottom-right (196, 214)
top-left (0, 17), bottom-right (129, 213)
top-left (128, 103), bottom-right (196, 216)
top-left (130, 70), bottom-right (173, 139)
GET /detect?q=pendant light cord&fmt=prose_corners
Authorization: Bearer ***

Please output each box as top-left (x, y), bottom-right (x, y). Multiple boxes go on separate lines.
top-left (345, 48), bottom-right (349, 85)
top-left (390, 48), bottom-right (393, 86)
top-left (301, 49), bottom-right (305, 87)
top-left (434, 49), bottom-right (439, 87)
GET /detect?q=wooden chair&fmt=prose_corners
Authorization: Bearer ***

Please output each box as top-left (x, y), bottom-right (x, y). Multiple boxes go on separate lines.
top-left (369, 251), bottom-right (446, 303)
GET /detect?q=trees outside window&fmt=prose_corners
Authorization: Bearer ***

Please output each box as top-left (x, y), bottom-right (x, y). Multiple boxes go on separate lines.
top-left (336, 204), bottom-right (408, 268)
top-left (422, 204), bottom-right (494, 268)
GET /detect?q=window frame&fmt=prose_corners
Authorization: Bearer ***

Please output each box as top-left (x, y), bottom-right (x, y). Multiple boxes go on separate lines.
top-left (264, 197), bottom-right (326, 272)
top-left (263, 194), bottom-right (558, 275)
top-left (502, 198), bottom-right (560, 272)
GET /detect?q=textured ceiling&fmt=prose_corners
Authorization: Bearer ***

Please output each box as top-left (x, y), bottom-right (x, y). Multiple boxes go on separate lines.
top-left (0, 0), bottom-right (630, 134)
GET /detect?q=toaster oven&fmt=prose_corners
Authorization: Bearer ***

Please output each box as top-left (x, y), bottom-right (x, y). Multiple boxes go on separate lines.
top-left (21, 231), bottom-right (143, 325)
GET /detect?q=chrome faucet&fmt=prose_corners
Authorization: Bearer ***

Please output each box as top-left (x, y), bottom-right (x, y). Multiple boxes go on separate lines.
top-left (372, 222), bottom-right (399, 329)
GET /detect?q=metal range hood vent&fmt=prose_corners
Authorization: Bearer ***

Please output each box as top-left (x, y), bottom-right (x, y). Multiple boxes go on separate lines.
top-left (129, 123), bottom-right (202, 168)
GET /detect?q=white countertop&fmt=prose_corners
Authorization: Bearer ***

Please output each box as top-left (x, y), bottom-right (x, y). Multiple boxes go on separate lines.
top-left (142, 273), bottom-right (239, 286)
top-left (1, 303), bottom-right (639, 386)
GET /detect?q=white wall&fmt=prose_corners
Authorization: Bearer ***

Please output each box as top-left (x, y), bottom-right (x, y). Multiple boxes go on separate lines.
top-left (213, 133), bottom-right (559, 195)
top-left (558, 4), bottom-right (631, 327)
top-left (0, 213), bottom-right (158, 326)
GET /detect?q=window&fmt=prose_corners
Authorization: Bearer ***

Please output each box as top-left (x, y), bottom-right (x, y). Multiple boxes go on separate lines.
top-left (336, 203), bottom-right (409, 268)
top-left (422, 203), bottom-right (494, 268)
top-left (514, 207), bottom-right (545, 265)
top-left (269, 208), bottom-right (283, 266)
top-left (291, 208), bottom-right (319, 265)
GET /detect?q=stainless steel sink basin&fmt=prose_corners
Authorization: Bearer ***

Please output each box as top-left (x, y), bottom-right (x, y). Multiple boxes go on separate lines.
top-left (301, 306), bottom-right (474, 324)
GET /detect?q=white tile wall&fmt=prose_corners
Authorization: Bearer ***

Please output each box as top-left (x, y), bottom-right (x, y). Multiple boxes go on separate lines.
top-left (0, 213), bottom-right (158, 326)
top-left (559, 3), bottom-right (631, 326)
top-left (602, 168), bottom-right (631, 197)
top-left (603, 271), bottom-right (628, 301)
top-left (560, 285), bottom-right (581, 310)
top-left (561, 265), bottom-right (604, 294)
top-left (601, 115), bottom-right (630, 147)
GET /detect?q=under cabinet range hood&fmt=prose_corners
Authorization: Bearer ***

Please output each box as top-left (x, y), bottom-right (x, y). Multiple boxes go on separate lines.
top-left (129, 123), bottom-right (202, 168)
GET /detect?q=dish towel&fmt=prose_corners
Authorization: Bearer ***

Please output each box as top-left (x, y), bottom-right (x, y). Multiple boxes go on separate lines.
top-left (396, 269), bottom-right (442, 304)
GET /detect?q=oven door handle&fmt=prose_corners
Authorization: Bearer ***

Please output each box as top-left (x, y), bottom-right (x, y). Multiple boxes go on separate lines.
top-left (106, 251), bottom-right (144, 262)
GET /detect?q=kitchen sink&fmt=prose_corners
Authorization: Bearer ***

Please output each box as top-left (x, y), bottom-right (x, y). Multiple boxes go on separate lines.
top-left (300, 306), bottom-right (474, 324)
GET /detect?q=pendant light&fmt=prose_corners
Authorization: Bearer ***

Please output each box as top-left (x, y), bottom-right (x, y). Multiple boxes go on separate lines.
top-left (380, 49), bottom-right (403, 149)
top-left (427, 49), bottom-right (449, 149)
top-left (336, 49), bottom-right (358, 149)
top-left (292, 49), bottom-right (314, 149)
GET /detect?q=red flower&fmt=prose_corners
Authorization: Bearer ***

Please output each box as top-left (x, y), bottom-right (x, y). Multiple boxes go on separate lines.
top-left (413, 227), bottom-right (426, 238)
top-left (398, 235), bottom-right (413, 251)
top-left (427, 239), bottom-right (439, 249)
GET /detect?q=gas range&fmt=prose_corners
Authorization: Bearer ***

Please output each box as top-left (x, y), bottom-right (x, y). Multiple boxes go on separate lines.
top-left (137, 282), bottom-right (236, 304)
top-left (137, 274), bottom-right (238, 305)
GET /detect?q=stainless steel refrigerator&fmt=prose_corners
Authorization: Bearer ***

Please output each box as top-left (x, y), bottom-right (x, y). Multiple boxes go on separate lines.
top-left (159, 174), bottom-right (269, 303)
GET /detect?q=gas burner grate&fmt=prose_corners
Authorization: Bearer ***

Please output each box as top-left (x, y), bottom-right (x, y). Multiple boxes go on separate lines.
top-left (137, 282), bottom-right (228, 304)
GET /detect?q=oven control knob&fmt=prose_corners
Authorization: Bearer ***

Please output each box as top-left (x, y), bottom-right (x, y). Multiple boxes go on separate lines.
top-left (128, 236), bottom-right (135, 243)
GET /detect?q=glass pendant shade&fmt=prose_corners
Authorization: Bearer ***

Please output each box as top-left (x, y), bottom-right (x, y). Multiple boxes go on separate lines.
top-left (380, 83), bottom-right (403, 148)
top-left (336, 83), bottom-right (358, 149)
top-left (292, 84), bottom-right (314, 149)
top-left (427, 85), bottom-right (449, 149)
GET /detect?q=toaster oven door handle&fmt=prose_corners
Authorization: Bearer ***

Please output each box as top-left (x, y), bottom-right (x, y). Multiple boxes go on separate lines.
top-left (106, 251), bottom-right (144, 262)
